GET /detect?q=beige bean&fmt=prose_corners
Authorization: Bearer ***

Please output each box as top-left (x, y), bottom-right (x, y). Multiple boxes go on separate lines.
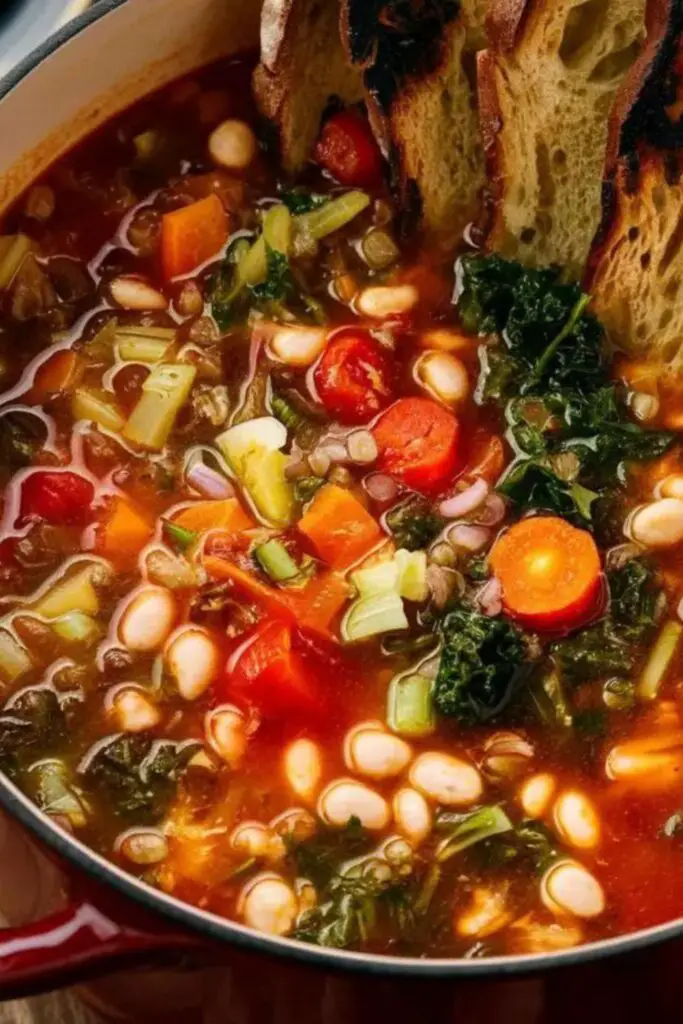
top-left (605, 731), bottom-right (683, 789)
top-left (165, 626), bottom-right (219, 700)
top-left (318, 778), bottom-right (390, 831)
top-left (343, 722), bottom-right (412, 780)
top-left (392, 787), bottom-right (432, 846)
top-left (205, 704), bottom-right (248, 766)
top-left (419, 328), bottom-right (475, 353)
top-left (627, 498), bottom-right (683, 549)
top-left (108, 685), bottom-right (161, 733)
top-left (656, 474), bottom-right (683, 501)
top-left (356, 284), bottom-right (418, 319)
top-left (269, 807), bottom-right (318, 843)
top-left (541, 860), bottom-right (605, 920)
top-left (295, 878), bottom-right (317, 916)
top-left (283, 739), bottom-right (323, 802)
top-left (110, 276), bottom-right (167, 311)
top-left (238, 873), bottom-right (298, 936)
top-left (268, 326), bottom-right (327, 367)
top-left (380, 836), bottom-right (414, 875)
top-left (209, 119), bottom-right (258, 171)
top-left (553, 790), bottom-right (600, 850)
top-left (455, 887), bottom-right (512, 939)
top-left (118, 587), bottom-right (177, 653)
top-left (409, 752), bottom-right (483, 807)
top-left (414, 351), bottom-right (469, 405)
top-left (481, 731), bottom-right (534, 782)
top-left (518, 773), bottom-right (557, 819)
top-left (116, 828), bottom-right (169, 866)
top-left (230, 821), bottom-right (285, 863)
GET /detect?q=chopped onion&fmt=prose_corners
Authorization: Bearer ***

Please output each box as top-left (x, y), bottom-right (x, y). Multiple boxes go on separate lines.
top-left (364, 473), bottom-right (398, 504)
top-left (347, 430), bottom-right (378, 465)
top-left (474, 492), bottom-right (507, 527)
top-left (447, 523), bottom-right (491, 552)
top-left (186, 459), bottom-right (234, 499)
top-left (439, 478), bottom-right (488, 519)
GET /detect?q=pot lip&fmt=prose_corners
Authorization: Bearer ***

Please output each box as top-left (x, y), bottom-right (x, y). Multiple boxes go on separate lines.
top-left (0, 0), bottom-right (681, 979)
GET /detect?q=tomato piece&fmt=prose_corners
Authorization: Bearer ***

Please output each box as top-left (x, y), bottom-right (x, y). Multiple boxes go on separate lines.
top-left (373, 397), bottom-right (461, 493)
top-left (313, 331), bottom-right (393, 424)
top-left (20, 471), bottom-right (95, 525)
top-left (314, 110), bottom-right (383, 188)
top-left (226, 620), bottom-right (323, 719)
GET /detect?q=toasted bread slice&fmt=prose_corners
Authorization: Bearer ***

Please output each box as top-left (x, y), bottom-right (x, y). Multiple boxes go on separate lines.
top-left (341, 0), bottom-right (489, 250)
top-left (479, 0), bottom-right (648, 278)
top-left (253, 0), bottom-right (363, 174)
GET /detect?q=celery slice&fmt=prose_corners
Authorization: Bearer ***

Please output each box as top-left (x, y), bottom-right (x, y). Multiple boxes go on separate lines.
top-left (255, 539), bottom-right (299, 582)
top-left (72, 388), bottom-right (125, 432)
top-left (123, 363), bottom-right (196, 449)
top-left (352, 559), bottom-right (400, 599)
top-left (0, 626), bottom-right (32, 682)
top-left (240, 448), bottom-right (294, 526)
top-left (116, 325), bottom-right (176, 363)
top-left (263, 204), bottom-right (292, 255)
top-left (216, 416), bottom-right (287, 465)
top-left (295, 191), bottom-right (370, 245)
top-left (435, 806), bottom-right (513, 863)
top-left (396, 549), bottom-right (429, 602)
top-left (637, 620), bottom-right (683, 700)
top-left (52, 611), bottom-right (101, 646)
top-left (387, 672), bottom-right (435, 737)
top-left (0, 234), bottom-right (33, 289)
top-left (341, 591), bottom-right (408, 643)
top-left (33, 565), bottom-right (102, 619)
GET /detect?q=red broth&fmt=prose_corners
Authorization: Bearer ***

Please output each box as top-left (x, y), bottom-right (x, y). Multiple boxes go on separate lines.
top-left (0, 56), bottom-right (681, 958)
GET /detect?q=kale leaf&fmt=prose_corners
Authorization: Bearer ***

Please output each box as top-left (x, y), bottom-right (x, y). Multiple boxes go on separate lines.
top-left (385, 497), bottom-right (444, 552)
top-left (280, 189), bottom-right (328, 214)
top-left (434, 604), bottom-right (528, 723)
top-left (0, 687), bottom-right (66, 769)
top-left (249, 244), bottom-right (293, 302)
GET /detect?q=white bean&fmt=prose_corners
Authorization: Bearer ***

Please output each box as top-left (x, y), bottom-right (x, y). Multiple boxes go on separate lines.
top-left (295, 878), bottom-right (317, 916)
top-left (268, 326), bottom-right (327, 367)
top-left (356, 284), bottom-right (418, 319)
top-left (238, 873), bottom-right (298, 936)
top-left (414, 351), bottom-right (469, 405)
top-left (165, 626), bottom-right (219, 701)
top-left (108, 685), bottom-right (161, 733)
top-left (518, 773), bottom-right (557, 819)
top-left (209, 119), bottom-right (258, 171)
top-left (455, 887), bottom-right (512, 938)
top-left (392, 787), bottom-right (432, 845)
top-left (269, 807), bottom-right (318, 843)
top-left (553, 790), bottom-right (600, 850)
top-left (409, 752), bottom-right (483, 807)
top-left (110, 276), bottom-right (168, 311)
top-left (343, 723), bottom-right (412, 780)
top-left (205, 704), bottom-right (248, 766)
top-left (420, 329), bottom-right (475, 353)
top-left (627, 498), bottom-right (683, 549)
top-left (118, 587), bottom-right (177, 653)
top-left (541, 860), bottom-right (605, 920)
top-left (116, 828), bottom-right (169, 865)
top-left (230, 821), bottom-right (284, 862)
top-left (318, 778), bottom-right (390, 831)
top-left (656, 474), bottom-right (683, 501)
top-left (605, 731), bottom-right (683, 788)
top-left (283, 739), bottom-right (322, 802)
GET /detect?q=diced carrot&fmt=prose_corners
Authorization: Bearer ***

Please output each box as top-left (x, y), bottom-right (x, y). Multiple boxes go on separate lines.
top-left (161, 194), bottom-right (228, 280)
top-left (97, 497), bottom-right (154, 561)
top-left (29, 349), bottom-right (81, 404)
top-left (203, 554), bottom-right (293, 619)
top-left (173, 498), bottom-right (253, 536)
top-left (297, 484), bottom-right (382, 570)
top-left (286, 571), bottom-right (350, 637)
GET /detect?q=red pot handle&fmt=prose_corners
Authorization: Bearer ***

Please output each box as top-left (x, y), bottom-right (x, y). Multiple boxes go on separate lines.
top-left (0, 881), bottom-right (207, 1001)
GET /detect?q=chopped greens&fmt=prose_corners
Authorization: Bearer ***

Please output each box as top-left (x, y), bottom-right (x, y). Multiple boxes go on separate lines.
top-left (385, 497), bottom-right (444, 552)
top-left (162, 520), bottom-right (198, 552)
top-left (435, 805), bottom-right (514, 863)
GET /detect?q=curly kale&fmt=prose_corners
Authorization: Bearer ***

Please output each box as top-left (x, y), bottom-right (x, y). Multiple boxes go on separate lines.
top-left (433, 605), bottom-right (528, 723)
top-left (385, 497), bottom-right (444, 552)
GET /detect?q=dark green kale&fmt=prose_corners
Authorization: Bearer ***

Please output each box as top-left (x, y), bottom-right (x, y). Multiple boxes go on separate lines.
top-left (0, 687), bottom-right (66, 769)
top-left (249, 245), bottom-right (293, 302)
top-left (474, 819), bottom-right (558, 874)
top-left (286, 816), bottom-right (371, 889)
top-left (385, 497), bottom-right (444, 552)
top-left (0, 411), bottom-right (46, 471)
top-left (280, 189), bottom-right (328, 214)
top-left (433, 604), bottom-right (528, 723)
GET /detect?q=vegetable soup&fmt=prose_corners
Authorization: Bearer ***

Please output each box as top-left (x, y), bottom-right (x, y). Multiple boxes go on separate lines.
top-left (1, 56), bottom-right (683, 959)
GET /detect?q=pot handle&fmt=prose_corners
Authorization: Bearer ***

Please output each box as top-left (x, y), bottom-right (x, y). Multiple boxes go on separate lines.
top-left (0, 885), bottom-right (205, 1001)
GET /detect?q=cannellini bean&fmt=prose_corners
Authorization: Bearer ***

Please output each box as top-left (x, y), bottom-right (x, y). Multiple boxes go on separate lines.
top-left (318, 778), bottom-right (390, 831)
top-left (209, 119), bottom-right (258, 170)
top-left (230, 821), bottom-right (285, 862)
top-left (238, 873), bottom-right (298, 936)
top-left (553, 790), bottom-right (600, 850)
top-left (165, 626), bottom-right (219, 701)
top-left (205, 704), bottom-right (248, 766)
top-left (108, 685), bottom-right (161, 733)
top-left (605, 731), bottom-right (683, 789)
top-left (110, 276), bottom-right (168, 311)
top-left (455, 887), bottom-right (512, 938)
top-left (409, 752), bottom-right (483, 807)
top-left (356, 284), bottom-right (418, 319)
top-left (392, 787), bottom-right (432, 845)
top-left (481, 731), bottom-right (534, 782)
top-left (420, 328), bottom-right (475, 352)
top-left (414, 351), bottom-right (469, 405)
top-left (295, 878), bottom-right (317, 916)
top-left (118, 587), bottom-right (177, 653)
top-left (284, 739), bottom-right (322, 802)
top-left (507, 914), bottom-right (583, 954)
top-left (268, 326), bottom-right (327, 367)
top-left (627, 498), bottom-right (683, 549)
top-left (269, 807), bottom-right (318, 843)
top-left (656, 474), bottom-right (683, 501)
top-left (343, 722), bottom-right (412, 780)
top-left (519, 773), bottom-right (557, 819)
top-left (116, 827), bottom-right (169, 865)
top-left (541, 860), bottom-right (605, 920)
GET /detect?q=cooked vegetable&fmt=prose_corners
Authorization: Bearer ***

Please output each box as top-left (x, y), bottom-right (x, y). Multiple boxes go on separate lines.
top-left (341, 591), bottom-right (409, 643)
top-left (298, 485), bottom-right (382, 570)
top-left (637, 621), bottom-right (683, 701)
top-left (98, 498), bottom-right (154, 560)
top-left (387, 671), bottom-right (435, 737)
top-left (52, 611), bottom-right (101, 646)
top-left (254, 539), bottom-right (300, 582)
top-left (385, 497), bottom-right (444, 552)
top-left (123, 363), bottom-right (197, 449)
top-left (33, 563), bottom-right (105, 618)
top-left (373, 398), bottom-right (461, 493)
top-left (0, 627), bottom-right (33, 683)
top-left (435, 805), bottom-right (514, 863)
top-left (116, 325), bottom-right (176, 363)
top-left (313, 332), bottom-right (393, 425)
top-left (72, 388), bottom-right (126, 432)
top-left (0, 234), bottom-right (32, 289)
top-left (172, 497), bottom-right (253, 536)
top-left (21, 471), bottom-right (94, 525)
top-left (226, 620), bottom-right (323, 719)
top-left (161, 194), bottom-right (228, 279)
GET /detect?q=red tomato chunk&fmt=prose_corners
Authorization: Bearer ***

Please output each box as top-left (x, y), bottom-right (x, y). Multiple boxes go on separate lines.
top-left (20, 471), bottom-right (95, 525)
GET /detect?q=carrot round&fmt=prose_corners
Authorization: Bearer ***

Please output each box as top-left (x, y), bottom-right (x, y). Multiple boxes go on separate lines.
top-left (373, 397), bottom-right (460, 493)
top-left (489, 516), bottom-right (602, 631)
top-left (161, 193), bottom-right (228, 280)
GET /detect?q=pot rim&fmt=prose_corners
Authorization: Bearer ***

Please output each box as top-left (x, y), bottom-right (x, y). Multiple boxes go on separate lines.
top-left (0, 0), bottom-right (681, 979)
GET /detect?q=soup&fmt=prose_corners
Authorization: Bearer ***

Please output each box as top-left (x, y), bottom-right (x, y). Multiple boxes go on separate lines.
top-left (0, 54), bottom-right (682, 959)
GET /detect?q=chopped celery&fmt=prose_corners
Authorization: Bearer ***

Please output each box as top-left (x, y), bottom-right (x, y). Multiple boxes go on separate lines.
top-left (233, 204), bottom-right (292, 294)
top-left (72, 388), bottom-right (125, 432)
top-left (396, 549), bottom-right (429, 602)
top-left (295, 191), bottom-right (370, 245)
top-left (81, 318), bottom-right (118, 361)
top-left (0, 626), bottom-right (32, 682)
top-left (352, 559), bottom-right (400, 599)
top-left (33, 564), bottom-right (103, 619)
top-left (240, 447), bottom-right (294, 526)
top-left (123, 363), bottom-right (196, 449)
top-left (216, 416), bottom-right (287, 464)
top-left (162, 520), bottom-right (198, 552)
top-left (637, 620), bottom-right (683, 700)
top-left (0, 234), bottom-right (32, 289)
top-left (116, 325), bottom-right (176, 363)
top-left (435, 805), bottom-right (514, 863)
top-left (263, 204), bottom-right (292, 256)
top-left (255, 539), bottom-right (300, 582)
top-left (387, 672), bottom-right (435, 737)
top-left (52, 611), bottom-right (101, 646)
top-left (341, 591), bottom-right (408, 643)
top-left (238, 236), bottom-right (267, 288)
top-left (28, 759), bottom-right (88, 827)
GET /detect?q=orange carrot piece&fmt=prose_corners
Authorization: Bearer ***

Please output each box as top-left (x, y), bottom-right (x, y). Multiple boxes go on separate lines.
top-left (489, 516), bottom-right (601, 632)
top-left (297, 485), bottom-right (382, 570)
top-left (287, 571), bottom-right (350, 637)
top-left (161, 194), bottom-right (228, 280)
top-left (97, 497), bottom-right (154, 561)
top-left (29, 349), bottom-right (81, 403)
top-left (173, 498), bottom-right (253, 536)
top-left (203, 554), bottom-right (294, 620)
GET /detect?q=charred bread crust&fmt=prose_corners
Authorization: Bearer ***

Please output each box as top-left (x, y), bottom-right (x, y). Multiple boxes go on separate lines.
top-left (476, 48), bottom-right (506, 244)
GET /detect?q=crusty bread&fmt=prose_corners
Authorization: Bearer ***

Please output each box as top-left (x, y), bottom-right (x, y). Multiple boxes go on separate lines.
top-left (479, 0), bottom-right (648, 278)
top-left (341, 0), bottom-right (490, 250)
top-left (253, 0), bottom-right (363, 174)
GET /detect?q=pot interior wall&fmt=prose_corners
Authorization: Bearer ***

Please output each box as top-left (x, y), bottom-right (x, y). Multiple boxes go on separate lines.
top-left (0, 0), bottom-right (262, 213)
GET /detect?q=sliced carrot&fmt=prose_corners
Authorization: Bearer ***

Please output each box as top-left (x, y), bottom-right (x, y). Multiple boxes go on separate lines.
top-left (489, 516), bottom-right (601, 632)
top-left (173, 498), bottom-right (253, 536)
top-left (97, 497), bottom-right (154, 562)
top-left (161, 194), bottom-right (228, 280)
top-left (29, 349), bottom-right (82, 404)
top-left (297, 484), bottom-right (382, 570)
top-left (373, 397), bottom-right (461, 493)
top-left (203, 554), bottom-right (293, 620)
top-left (287, 571), bottom-right (350, 637)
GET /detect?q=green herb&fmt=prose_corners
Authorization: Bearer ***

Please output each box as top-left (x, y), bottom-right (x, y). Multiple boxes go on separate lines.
top-left (528, 667), bottom-right (573, 729)
top-left (477, 819), bottom-right (558, 874)
top-left (249, 244), bottom-right (293, 302)
top-left (271, 392), bottom-right (304, 431)
top-left (385, 498), bottom-right (443, 552)
top-left (281, 189), bottom-right (328, 214)
top-left (162, 520), bottom-right (198, 552)
top-left (435, 805), bottom-right (513, 863)
top-left (294, 872), bottom-right (417, 949)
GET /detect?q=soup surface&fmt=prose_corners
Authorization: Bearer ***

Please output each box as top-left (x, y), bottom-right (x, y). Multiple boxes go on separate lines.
top-left (1, 56), bottom-right (683, 959)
